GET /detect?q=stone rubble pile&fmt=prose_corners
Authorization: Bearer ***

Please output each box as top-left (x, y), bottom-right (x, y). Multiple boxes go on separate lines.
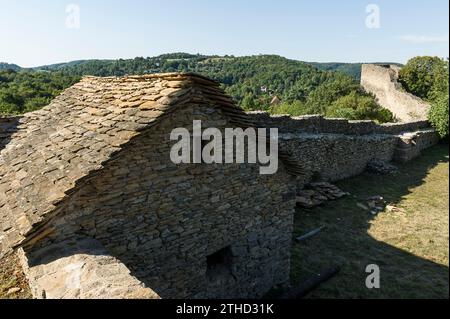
top-left (357, 195), bottom-right (390, 215)
top-left (366, 195), bottom-right (387, 214)
top-left (366, 159), bottom-right (398, 175)
top-left (296, 182), bottom-right (348, 208)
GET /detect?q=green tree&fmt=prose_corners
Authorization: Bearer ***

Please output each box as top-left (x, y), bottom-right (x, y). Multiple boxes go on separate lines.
top-left (396, 56), bottom-right (448, 137)
top-left (304, 73), bottom-right (360, 114)
top-left (241, 93), bottom-right (256, 110)
top-left (270, 100), bottom-right (307, 116)
top-left (429, 93), bottom-right (449, 138)
top-left (0, 70), bottom-right (80, 115)
top-left (326, 91), bottom-right (393, 123)
top-left (399, 56), bottom-right (447, 100)
top-left (428, 59), bottom-right (449, 138)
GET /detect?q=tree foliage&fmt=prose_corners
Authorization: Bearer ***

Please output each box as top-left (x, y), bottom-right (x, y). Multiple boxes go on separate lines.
top-left (399, 56), bottom-right (449, 138)
top-left (399, 56), bottom-right (447, 100)
top-left (0, 70), bottom-right (80, 114)
top-left (428, 59), bottom-right (449, 138)
top-left (270, 73), bottom-right (392, 123)
top-left (326, 91), bottom-right (393, 122)
top-left (429, 93), bottom-right (449, 138)
top-left (1, 54), bottom-right (391, 123)
top-left (270, 100), bottom-right (308, 117)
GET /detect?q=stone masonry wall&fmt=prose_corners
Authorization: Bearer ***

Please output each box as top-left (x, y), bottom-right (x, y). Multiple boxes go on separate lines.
top-left (248, 112), bottom-right (439, 187)
top-left (361, 64), bottom-right (431, 122)
top-left (248, 112), bottom-right (430, 135)
top-left (395, 129), bottom-right (441, 163)
top-left (24, 104), bottom-right (296, 299)
top-left (280, 133), bottom-right (398, 186)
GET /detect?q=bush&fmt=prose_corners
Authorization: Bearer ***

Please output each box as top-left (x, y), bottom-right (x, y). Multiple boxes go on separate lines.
top-left (303, 73), bottom-right (360, 114)
top-left (270, 101), bottom-right (308, 116)
top-left (399, 56), bottom-right (447, 100)
top-left (428, 93), bottom-right (449, 138)
top-left (398, 56), bottom-right (449, 137)
top-left (326, 91), bottom-right (393, 123)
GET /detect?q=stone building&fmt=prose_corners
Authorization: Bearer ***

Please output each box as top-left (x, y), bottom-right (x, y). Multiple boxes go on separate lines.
top-left (0, 73), bottom-right (299, 299)
top-left (270, 96), bottom-right (281, 106)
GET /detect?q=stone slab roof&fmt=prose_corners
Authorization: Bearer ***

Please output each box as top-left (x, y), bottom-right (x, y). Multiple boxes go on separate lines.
top-left (0, 73), bottom-right (261, 255)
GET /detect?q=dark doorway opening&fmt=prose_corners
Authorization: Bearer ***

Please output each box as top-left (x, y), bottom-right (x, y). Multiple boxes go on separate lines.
top-left (206, 246), bottom-right (233, 282)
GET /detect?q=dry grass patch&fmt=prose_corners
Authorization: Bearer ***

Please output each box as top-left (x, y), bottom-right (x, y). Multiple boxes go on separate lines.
top-left (291, 143), bottom-right (449, 298)
top-left (0, 253), bottom-right (32, 299)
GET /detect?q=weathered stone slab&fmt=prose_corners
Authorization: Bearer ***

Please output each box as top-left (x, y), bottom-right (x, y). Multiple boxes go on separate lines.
top-left (18, 238), bottom-right (160, 299)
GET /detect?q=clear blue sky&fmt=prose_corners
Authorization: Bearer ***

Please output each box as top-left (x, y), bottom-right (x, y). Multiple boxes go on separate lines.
top-left (0, 0), bottom-right (448, 67)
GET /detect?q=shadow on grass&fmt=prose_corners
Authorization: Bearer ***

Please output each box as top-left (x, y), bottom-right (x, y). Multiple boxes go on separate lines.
top-left (291, 143), bottom-right (449, 299)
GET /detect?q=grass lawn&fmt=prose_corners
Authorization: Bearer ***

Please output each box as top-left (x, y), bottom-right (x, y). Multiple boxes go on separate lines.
top-left (291, 143), bottom-right (449, 298)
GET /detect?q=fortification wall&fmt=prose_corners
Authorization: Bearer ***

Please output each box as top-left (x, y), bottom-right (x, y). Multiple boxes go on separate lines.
top-left (360, 64), bottom-right (431, 122)
top-left (281, 133), bottom-right (398, 185)
top-left (395, 129), bottom-right (440, 162)
top-left (248, 112), bottom-right (430, 135)
top-left (248, 112), bottom-right (440, 187)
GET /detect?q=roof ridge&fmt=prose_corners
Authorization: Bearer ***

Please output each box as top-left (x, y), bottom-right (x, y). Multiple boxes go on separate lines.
top-left (81, 72), bottom-right (220, 85)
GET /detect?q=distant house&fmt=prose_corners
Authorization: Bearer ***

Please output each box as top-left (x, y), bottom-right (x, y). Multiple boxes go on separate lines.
top-left (0, 73), bottom-right (298, 299)
top-left (270, 96), bottom-right (281, 106)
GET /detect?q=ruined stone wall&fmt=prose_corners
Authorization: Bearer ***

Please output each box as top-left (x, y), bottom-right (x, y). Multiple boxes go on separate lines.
top-left (280, 133), bottom-right (399, 186)
top-left (282, 129), bottom-right (438, 187)
top-left (248, 112), bottom-right (439, 187)
top-left (25, 104), bottom-right (296, 299)
top-left (395, 129), bottom-right (440, 163)
top-left (248, 112), bottom-right (430, 135)
top-left (360, 64), bottom-right (431, 122)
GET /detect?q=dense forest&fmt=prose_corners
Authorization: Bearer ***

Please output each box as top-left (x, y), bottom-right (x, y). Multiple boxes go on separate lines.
top-left (308, 62), bottom-right (363, 80)
top-left (0, 70), bottom-right (80, 114)
top-left (0, 53), bottom-right (393, 122)
top-left (0, 63), bottom-right (21, 71)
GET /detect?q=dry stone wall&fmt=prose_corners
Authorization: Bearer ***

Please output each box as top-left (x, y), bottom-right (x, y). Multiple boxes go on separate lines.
top-left (280, 133), bottom-right (398, 185)
top-left (248, 112), bottom-right (439, 187)
top-left (248, 112), bottom-right (430, 135)
top-left (1, 73), bottom-right (279, 257)
top-left (395, 129), bottom-right (440, 162)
